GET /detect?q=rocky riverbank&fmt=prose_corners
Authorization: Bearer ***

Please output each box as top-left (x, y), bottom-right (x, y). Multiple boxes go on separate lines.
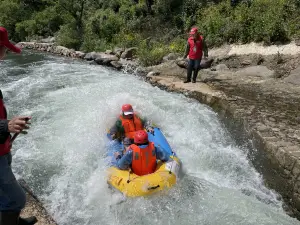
top-left (17, 41), bottom-right (300, 219)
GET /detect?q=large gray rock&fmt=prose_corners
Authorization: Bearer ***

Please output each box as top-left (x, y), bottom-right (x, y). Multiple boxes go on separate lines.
top-left (200, 58), bottom-right (214, 69)
top-left (75, 51), bottom-right (86, 59)
top-left (94, 53), bottom-right (119, 65)
top-left (105, 50), bottom-right (114, 55)
top-left (235, 66), bottom-right (275, 79)
top-left (53, 46), bottom-right (70, 56)
top-left (176, 59), bottom-right (188, 68)
top-left (284, 66), bottom-right (300, 85)
top-left (121, 47), bottom-right (138, 59)
top-left (215, 64), bottom-right (229, 71)
top-left (84, 52), bottom-right (97, 61)
top-left (110, 61), bottom-right (123, 70)
top-left (113, 47), bottom-right (124, 57)
top-left (163, 53), bottom-right (180, 62)
top-left (41, 36), bottom-right (56, 43)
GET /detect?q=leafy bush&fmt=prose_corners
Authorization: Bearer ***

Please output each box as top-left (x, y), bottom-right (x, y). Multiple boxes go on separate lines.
top-left (137, 41), bottom-right (170, 66)
top-left (56, 22), bottom-right (81, 49)
top-left (16, 6), bottom-right (64, 40)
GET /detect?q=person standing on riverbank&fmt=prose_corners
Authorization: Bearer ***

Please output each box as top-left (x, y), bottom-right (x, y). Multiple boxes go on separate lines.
top-left (0, 26), bottom-right (37, 225)
top-left (183, 27), bottom-right (208, 83)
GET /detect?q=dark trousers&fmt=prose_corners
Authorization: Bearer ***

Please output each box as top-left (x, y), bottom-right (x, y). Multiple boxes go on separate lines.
top-left (187, 59), bottom-right (201, 82)
top-left (0, 152), bottom-right (26, 212)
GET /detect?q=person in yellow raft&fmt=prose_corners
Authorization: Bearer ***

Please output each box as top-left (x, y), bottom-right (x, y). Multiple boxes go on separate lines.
top-left (109, 104), bottom-right (154, 145)
top-left (114, 130), bottom-right (169, 176)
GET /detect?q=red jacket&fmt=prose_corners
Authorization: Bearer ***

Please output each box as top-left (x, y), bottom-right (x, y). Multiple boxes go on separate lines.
top-left (188, 35), bottom-right (204, 60)
top-left (0, 92), bottom-right (11, 156)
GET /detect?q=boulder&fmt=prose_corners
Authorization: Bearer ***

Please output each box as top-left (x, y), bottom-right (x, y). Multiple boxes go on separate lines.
top-left (146, 71), bottom-right (160, 78)
top-left (41, 36), bottom-right (56, 43)
top-left (94, 53), bottom-right (119, 65)
top-left (121, 47), bottom-right (138, 59)
top-left (113, 47), bottom-right (124, 57)
top-left (84, 52), bottom-right (97, 61)
top-left (234, 66), bottom-right (275, 79)
top-left (284, 66), bottom-right (300, 85)
top-left (163, 53), bottom-right (180, 62)
top-left (53, 46), bottom-right (70, 56)
top-left (200, 58), bottom-right (214, 69)
top-left (176, 59), bottom-right (188, 69)
top-left (75, 51), bottom-right (86, 59)
top-left (105, 50), bottom-right (114, 55)
top-left (215, 64), bottom-right (229, 71)
top-left (110, 61), bottom-right (123, 70)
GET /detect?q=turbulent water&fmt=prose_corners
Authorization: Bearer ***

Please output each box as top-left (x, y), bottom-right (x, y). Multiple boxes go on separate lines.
top-left (1, 51), bottom-right (299, 225)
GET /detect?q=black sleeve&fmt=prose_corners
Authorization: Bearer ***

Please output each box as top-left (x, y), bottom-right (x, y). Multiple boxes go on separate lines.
top-left (0, 120), bottom-right (9, 144)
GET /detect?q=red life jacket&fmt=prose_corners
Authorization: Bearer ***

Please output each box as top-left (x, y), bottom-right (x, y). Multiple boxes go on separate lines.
top-left (119, 114), bottom-right (143, 139)
top-left (131, 142), bottom-right (157, 176)
top-left (188, 35), bottom-right (203, 60)
top-left (0, 91), bottom-right (11, 156)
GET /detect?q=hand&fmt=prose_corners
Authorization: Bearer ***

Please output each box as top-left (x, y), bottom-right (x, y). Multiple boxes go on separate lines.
top-left (114, 152), bottom-right (121, 159)
top-left (123, 146), bottom-right (130, 154)
top-left (8, 116), bottom-right (31, 133)
top-left (147, 126), bottom-right (154, 134)
top-left (203, 56), bottom-right (208, 60)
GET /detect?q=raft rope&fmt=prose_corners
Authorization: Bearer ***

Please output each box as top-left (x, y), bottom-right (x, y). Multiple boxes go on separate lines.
top-left (127, 168), bottom-right (131, 183)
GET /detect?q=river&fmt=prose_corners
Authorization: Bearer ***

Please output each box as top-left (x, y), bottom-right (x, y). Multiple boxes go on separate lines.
top-left (1, 51), bottom-right (299, 225)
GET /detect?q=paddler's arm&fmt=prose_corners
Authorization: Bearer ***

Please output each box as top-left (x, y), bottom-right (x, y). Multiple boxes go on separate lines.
top-left (109, 119), bottom-right (124, 139)
top-left (139, 116), bottom-right (154, 133)
top-left (155, 146), bottom-right (170, 162)
top-left (116, 150), bottom-right (133, 170)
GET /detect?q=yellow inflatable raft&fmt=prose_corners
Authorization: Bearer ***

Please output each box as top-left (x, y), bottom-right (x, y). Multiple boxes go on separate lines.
top-left (107, 155), bottom-right (181, 197)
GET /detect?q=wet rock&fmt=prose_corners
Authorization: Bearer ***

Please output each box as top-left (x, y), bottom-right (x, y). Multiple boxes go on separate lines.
top-left (94, 54), bottom-right (119, 65)
top-left (163, 53), bottom-right (180, 62)
top-left (135, 66), bottom-right (150, 76)
top-left (200, 58), bottom-right (214, 69)
top-left (234, 66), bottom-right (275, 79)
top-left (121, 47), bottom-right (138, 59)
top-left (53, 46), bottom-right (70, 56)
top-left (110, 61), bottom-right (123, 70)
top-left (283, 66), bottom-right (300, 85)
top-left (176, 59), bottom-right (188, 69)
top-left (89, 60), bottom-right (98, 65)
top-left (105, 50), bottom-right (114, 55)
top-left (84, 52), bottom-right (97, 61)
top-left (113, 47), bottom-right (124, 55)
top-left (41, 36), bottom-right (55, 43)
top-left (75, 51), bottom-right (86, 59)
top-left (215, 64), bottom-right (229, 71)
top-left (147, 71), bottom-right (160, 78)
top-left (241, 59), bottom-right (252, 66)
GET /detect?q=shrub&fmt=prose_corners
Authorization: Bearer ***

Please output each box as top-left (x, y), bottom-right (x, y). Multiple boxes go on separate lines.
top-left (137, 41), bottom-right (170, 66)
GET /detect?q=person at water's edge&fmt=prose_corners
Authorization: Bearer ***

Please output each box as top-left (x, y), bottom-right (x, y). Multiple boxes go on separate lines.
top-left (183, 27), bottom-right (208, 83)
top-left (0, 27), bottom-right (38, 225)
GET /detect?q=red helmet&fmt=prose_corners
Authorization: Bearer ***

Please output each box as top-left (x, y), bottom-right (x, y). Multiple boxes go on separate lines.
top-left (134, 130), bottom-right (148, 144)
top-left (189, 27), bottom-right (198, 35)
top-left (122, 104), bottom-right (134, 115)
